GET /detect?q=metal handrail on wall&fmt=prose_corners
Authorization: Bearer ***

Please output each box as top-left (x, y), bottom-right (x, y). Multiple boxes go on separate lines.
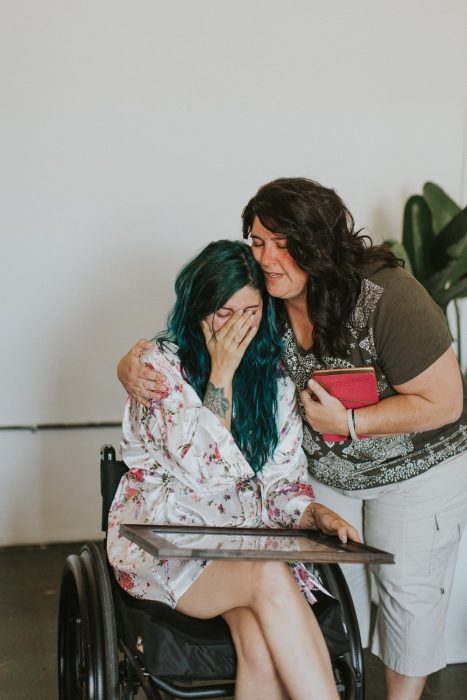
top-left (0, 422), bottom-right (121, 432)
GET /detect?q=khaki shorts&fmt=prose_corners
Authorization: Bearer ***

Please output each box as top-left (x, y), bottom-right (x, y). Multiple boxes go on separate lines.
top-left (341, 451), bottom-right (467, 676)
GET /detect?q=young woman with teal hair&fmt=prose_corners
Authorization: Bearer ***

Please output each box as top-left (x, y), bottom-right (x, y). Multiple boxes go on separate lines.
top-left (108, 239), bottom-right (359, 700)
top-left (160, 239), bottom-right (282, 473)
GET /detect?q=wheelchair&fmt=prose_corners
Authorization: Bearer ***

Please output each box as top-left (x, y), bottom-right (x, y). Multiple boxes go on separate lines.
top-left (58, 445), bottom-right (365, 699)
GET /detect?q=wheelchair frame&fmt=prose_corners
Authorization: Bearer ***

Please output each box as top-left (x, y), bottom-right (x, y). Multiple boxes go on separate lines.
top-left (57, 445), bottom-right (365, 699)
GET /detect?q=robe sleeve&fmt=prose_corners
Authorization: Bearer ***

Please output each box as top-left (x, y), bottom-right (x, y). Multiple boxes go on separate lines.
top-left (121, 345), bottom-right (255, 494)
top-left (257, 370), bottom-right (315, 528)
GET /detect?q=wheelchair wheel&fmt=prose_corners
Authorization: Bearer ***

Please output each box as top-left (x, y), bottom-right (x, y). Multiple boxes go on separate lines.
top-left (317, 563), bottom-right (365, 700)
top-left (58, 543), bottom-right (120, 699)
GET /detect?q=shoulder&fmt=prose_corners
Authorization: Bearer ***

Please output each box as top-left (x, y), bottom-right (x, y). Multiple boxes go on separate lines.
top-left (367, 263), bottom-right (417, 287)
top-left (140, 342), bottom-right (201, 407)
top-left (359, 263), bottom-right (437, 313)
top-left (366, 265), bottom-right (444, 319)
top-left (349, 263), bottom-right (449, 349)
top-left (141, 341), bottom-right (182, 377)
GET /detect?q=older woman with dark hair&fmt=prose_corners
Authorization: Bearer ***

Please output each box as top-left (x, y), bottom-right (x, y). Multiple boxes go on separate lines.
top-left (109, 239), bottom-right (359, 700)
top-left (118, 179), bottom-right (467, 700)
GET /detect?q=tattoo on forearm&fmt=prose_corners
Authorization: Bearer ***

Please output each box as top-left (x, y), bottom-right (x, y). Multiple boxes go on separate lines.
top-left (203, 382), bottom-right (230, 419)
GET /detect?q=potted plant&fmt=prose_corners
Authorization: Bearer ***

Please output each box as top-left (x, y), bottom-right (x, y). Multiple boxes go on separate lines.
top-left (386, 183), bottom-right (467, 367)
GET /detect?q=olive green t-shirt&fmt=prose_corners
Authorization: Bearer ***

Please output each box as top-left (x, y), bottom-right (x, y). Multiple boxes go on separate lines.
top-left (282, 264), bottom-right (467, 490)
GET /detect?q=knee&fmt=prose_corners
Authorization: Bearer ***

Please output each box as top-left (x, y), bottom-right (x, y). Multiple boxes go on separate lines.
top-left (226, 608), bottom-right (277, 679)
top-left (250, 561), bottom-right (295, 607)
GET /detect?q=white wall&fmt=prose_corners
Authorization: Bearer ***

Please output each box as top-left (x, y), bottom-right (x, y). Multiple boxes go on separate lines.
top-left (0, 427), bottom-right (121, 545)
top-left (1, 0), bottom-right (467, 658)
top-left (2, 0), bottom-right (467, 427)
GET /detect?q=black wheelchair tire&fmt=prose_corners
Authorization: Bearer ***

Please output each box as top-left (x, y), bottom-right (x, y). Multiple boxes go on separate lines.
top-left (81, 543), bottom-right (120, 699)
top-left (58, 553), bottom-right (102, 698)
top-left (58, 545), bottom-right (120, 699)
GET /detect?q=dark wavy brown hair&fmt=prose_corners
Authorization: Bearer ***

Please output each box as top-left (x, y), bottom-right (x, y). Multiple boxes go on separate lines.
top-left (242, 177), bottom-right (401, 360)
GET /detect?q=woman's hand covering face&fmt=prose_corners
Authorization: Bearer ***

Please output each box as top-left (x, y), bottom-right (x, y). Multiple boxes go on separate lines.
top-left (117, 288), bottom-right (261, 406)
top-left (202, 309), bottom-right (257, 383)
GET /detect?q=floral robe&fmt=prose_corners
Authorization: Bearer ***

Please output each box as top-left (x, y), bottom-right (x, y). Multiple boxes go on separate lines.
top-left (107, 342), bottom-right (326, 608)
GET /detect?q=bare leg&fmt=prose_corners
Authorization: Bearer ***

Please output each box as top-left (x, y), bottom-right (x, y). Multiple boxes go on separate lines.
top-left (385, 666), bottom-right (427, 700)
top-left (223, 607), bottom-right (287, 700)
top-left (177, 560), bottom-right (338, 700)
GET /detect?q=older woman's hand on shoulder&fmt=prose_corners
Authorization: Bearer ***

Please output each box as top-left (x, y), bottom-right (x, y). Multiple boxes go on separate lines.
top-left (117, 339), bottom-right (168, 406)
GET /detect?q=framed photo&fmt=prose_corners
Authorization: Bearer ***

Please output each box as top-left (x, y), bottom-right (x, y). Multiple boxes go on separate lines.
top-left (119, 524), bottom-right (394, 564)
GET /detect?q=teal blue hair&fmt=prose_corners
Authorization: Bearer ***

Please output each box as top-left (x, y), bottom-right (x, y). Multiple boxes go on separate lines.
top-left (157, 240), bottom-right (283, 472)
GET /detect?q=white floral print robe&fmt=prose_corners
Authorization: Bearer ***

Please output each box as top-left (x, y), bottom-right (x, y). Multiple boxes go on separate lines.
top-left (107, 343), bottom-right (326, 608)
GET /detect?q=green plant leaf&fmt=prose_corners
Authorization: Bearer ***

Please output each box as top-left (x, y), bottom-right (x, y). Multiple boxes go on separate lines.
top-left (442, 244), bottom-right (467, 288)
top-left (426, 268), bottom-right (444, 293)
top-left (427, 239), bottom-right (467, 295)
top-left (385, 239), bottom-right (413, 273)
top-left (402, 195), bottom-right (433, 284)
top-left (423, 182), bottom-right (461, 235)
top-left (429, 208), bottom-right (467, 271)
top-left (431, 276), bottom-right (467, 309)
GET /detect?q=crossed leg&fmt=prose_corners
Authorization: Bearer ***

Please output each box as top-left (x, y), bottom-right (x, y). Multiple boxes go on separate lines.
top-left (223, 607), bottom-right (288, 700)
top-left (177, 559), bottom-right (338, 700)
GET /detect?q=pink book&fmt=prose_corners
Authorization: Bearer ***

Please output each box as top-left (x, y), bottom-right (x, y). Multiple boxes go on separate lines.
top-left (311, 367), bottom-right (379, 442)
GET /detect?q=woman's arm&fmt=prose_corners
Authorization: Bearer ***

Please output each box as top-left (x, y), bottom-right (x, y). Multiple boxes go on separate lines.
top-left (258, 373), bottom-right (316, 527)
top-left (117, 339), bottom-right (167, 405)
top-left (117, 310), bottom-right (256, 410)
top-left (201, 309), bottom-right (257, 430)
top-left (259, 374), bottom-right (360, 542)
top-left (124, 345), bottom-right (255, 493)
top-left (125, 311), bottom-right (258, 492)
top-left (301, 346), bottom-right (463, 438)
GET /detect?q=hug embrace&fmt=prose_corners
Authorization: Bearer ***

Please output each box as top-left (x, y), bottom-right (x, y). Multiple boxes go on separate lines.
top-left (114, 177), bottom-right (467, 700)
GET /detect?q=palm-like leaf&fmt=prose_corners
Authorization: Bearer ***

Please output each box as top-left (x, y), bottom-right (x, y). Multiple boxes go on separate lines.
top-left (401, 195), bottom-right (433, 285)
top-left (430, 276), bottom-right (467, 310)
top-left (427, 237), bottom-right (467, 296)
top-left (385, 183), bottom-right (466, 367)
top-left (423, 181), bottom-right (461, 235)
top-left (429, 208), bottom-right (467, 271)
